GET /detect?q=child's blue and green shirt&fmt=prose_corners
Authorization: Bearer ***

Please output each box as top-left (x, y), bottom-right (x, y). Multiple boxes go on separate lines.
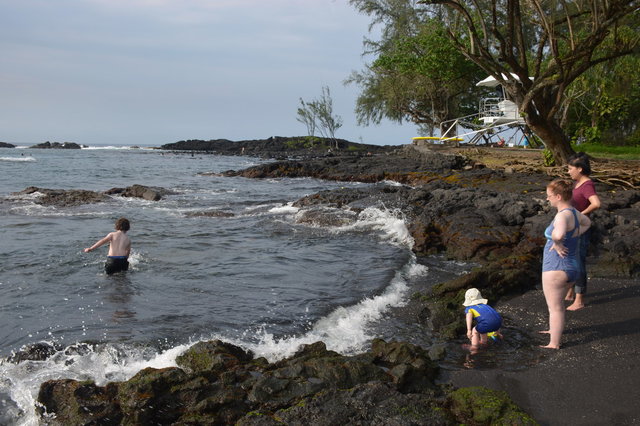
top-left (465, 303), bottom-right (502, 333)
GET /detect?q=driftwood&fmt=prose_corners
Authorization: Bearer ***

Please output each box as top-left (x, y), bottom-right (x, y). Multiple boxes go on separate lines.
top-left (591, 172), bottom-right (640, 189)
top-left (545, 169), bottom-right (640, 189)
top-left (452, 147), bottom-right (640, 189)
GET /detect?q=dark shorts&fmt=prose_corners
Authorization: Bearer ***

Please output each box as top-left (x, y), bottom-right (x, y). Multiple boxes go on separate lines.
top-left (565, 269), bottom-right (578, 284)
top-left (476, 316), bottom-right (502, 334)
top-left (105, 256), bottom-right (129, 275)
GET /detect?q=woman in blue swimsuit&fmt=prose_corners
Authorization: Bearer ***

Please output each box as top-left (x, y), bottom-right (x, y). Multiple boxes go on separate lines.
top-left (541, 179), bottom-right (591, 349)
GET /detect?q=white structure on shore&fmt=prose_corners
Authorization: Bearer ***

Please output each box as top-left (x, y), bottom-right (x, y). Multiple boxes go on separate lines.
top-left (413, 74), bottom-right (534, 147)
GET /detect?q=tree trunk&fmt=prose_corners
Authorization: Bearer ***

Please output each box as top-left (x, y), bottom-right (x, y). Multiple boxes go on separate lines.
top-left (525, 117), bottom-right (575, 165)
top-left (519, 94), bottom-right (575, 165)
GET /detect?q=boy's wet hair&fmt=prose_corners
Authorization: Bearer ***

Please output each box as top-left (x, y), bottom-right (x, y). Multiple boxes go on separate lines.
top-left (567, 152), bottom-right (592, 176)
top-left (115, 217), bottom-right (130, 231)
top-left (547, 178), bottom-right (573, 201)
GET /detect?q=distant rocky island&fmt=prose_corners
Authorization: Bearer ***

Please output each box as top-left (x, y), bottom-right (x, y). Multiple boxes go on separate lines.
top-left (29, 141), bottom-right (83, 149)
top-left (160, 136), bottom-right (396, 158)
top-left (0, 141), bottom-right (84, 149)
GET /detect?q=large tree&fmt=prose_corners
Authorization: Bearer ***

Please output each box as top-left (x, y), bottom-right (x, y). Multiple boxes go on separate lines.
top-left (347, 0), bottom-right (487, 135)
top-left (417, 0), bottom-right (640, 164)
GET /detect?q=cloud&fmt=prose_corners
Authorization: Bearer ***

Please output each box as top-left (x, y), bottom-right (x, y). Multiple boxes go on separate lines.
top-left (0, 0), bottom-right (417, 145)
top-left (82, 0), bottom-right (348, 28)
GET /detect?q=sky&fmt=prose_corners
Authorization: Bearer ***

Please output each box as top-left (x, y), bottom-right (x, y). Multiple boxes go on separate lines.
top-left (0, 0), bottom-right (419, 147)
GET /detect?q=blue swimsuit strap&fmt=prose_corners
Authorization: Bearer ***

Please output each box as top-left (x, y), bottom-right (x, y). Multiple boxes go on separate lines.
top-left (558, 208), bottom-right (580, 238)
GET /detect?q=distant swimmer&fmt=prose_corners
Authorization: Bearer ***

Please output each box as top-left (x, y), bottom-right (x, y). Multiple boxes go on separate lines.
top-left (84, 217), bottom-right (131, 274)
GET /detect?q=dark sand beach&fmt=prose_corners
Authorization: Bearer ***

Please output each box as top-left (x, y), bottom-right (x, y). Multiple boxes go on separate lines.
top-left (444, 277), bottom-right (640, 425)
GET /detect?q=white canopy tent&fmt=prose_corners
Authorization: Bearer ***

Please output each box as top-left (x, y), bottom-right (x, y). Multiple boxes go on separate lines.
top-left (475, 73), bottom-right (533, 88)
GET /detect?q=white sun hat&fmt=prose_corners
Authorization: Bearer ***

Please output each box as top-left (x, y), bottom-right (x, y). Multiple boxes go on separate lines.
top-left (463, 288), bottom-right (488, 307)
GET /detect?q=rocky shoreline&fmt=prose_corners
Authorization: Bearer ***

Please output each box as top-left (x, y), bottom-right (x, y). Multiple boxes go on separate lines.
top-left (31, 339), bottom-right (534, 425)
top-left (12, 184), bottom-right (175, 206)
top-left (8, 142), bottom-right (640, 424)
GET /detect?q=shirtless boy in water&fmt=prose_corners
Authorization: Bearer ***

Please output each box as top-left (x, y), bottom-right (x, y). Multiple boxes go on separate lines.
top-left (84, 218), bottom-right (131, 274)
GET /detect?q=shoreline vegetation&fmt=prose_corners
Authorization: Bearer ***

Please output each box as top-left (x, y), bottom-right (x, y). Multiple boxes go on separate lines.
top-left (7, 137), bottom-right (640, 424)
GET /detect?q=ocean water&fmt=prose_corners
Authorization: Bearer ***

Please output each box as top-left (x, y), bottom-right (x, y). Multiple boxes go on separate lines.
top-left (0, 146), bottom-right (471, 424)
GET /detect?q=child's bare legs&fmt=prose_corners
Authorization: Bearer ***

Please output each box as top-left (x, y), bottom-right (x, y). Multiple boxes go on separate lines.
top-left (541, 271), bottom-right (570, 349)
top-left (467, 327), bottom-right (489, 351)
top-left (470, 327), bottom-right (481, 347)
top-left (478, 332), bottom-right (488, 345)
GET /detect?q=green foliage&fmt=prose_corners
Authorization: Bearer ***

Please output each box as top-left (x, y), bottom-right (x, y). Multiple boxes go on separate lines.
top-left (296, 87), bottom-right (343, 147)
top-left (346, 1), bottom-right (486, 134)
top-left (283, 137), bottom-right (329, 151)
top-left (570, 143), bottom-right (640, 160)
top-left (570, 126), bottom-right (602, 146)
top-left (564, 55), bottom-right (640, 147)
top-left (628, 130), bottom-right (640, 147)
top-left (296, 99), bottom-right (317, 136)
top-left (542, 149), bottom-right (556, 167)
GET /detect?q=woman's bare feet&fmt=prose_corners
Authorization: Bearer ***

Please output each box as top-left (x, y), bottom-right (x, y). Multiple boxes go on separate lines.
top-left (565, 288), bottom-right (575, 301)
top-left (540, 344), bottom-right (560, 349)
top-left (566, 303), bottom-right (585, 311)
top-left (567, 294), bottom-right (585, 311)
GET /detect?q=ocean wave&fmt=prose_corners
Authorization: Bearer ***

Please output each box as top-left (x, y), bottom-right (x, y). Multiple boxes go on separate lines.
top-left (0, 253), bottom-right (426, 424)
top-left (287, 203), bottom-right (413, 248)
top-left (0, 341), bottom-right (187, 424)
top-left (223, 254), bottom-right (425, 361)
top-left (347, 207), bottom-right (414, 247)
top-left (269, 202), bottom-right (299, 215)
top-left (81, 145), bottom-right (152, 150)
top-left (381, 179), bottom-right (404, 187)
top-left (8, 203), bottom-right (114, 218)
top-left (0, 156), bottom-right (36, 162)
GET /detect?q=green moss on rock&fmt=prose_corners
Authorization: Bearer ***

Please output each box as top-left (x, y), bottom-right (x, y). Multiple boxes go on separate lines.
top-left (449, 386), bottom-right (537, 425)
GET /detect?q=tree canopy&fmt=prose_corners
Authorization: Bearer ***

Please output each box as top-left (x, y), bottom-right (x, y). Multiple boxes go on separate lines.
top-left (416, 0), bottom-right (640, 163)
top-left (347, 0), bottom-right (487, 135)
top-left (349, 0), bottom-right (640, 164)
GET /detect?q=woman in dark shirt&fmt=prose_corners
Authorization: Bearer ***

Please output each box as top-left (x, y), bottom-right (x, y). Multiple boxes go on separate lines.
top-left (566, 152), bottom-right (601, 311)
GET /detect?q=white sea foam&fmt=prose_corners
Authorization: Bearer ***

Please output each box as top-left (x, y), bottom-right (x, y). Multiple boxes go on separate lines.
top-left (0, 341), bottom-right (187, 425)
top-left (330, 206), bottom-right (414, 248)
top-left (180, 188), bottom-right (238, 196)
top-left (0, 156), bottom-right (36, 162)
top-left (9, 203), bottom-right (112, 218)
top-left (234, 254), bottom-right (425, 361)
top-left (292, 206), bottom-right (413, 248)
top-left (269, 202), bottom-right (299, 214)
top-left (127, 251), bottom-right (143, 269)
top-left (81, 145), bottom-right (141, 150)
top-left (0, 252), bottom-right (428, 424)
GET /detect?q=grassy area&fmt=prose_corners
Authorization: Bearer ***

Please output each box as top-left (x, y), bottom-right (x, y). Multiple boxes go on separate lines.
top-left (572, 143), bottom-right (640, 160)
top-left (283, 136), bottom-right (329, 150)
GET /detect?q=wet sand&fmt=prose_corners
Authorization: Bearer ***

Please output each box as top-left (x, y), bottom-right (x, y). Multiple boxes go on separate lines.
top-left (442, 277), bottom-right (640, 425)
